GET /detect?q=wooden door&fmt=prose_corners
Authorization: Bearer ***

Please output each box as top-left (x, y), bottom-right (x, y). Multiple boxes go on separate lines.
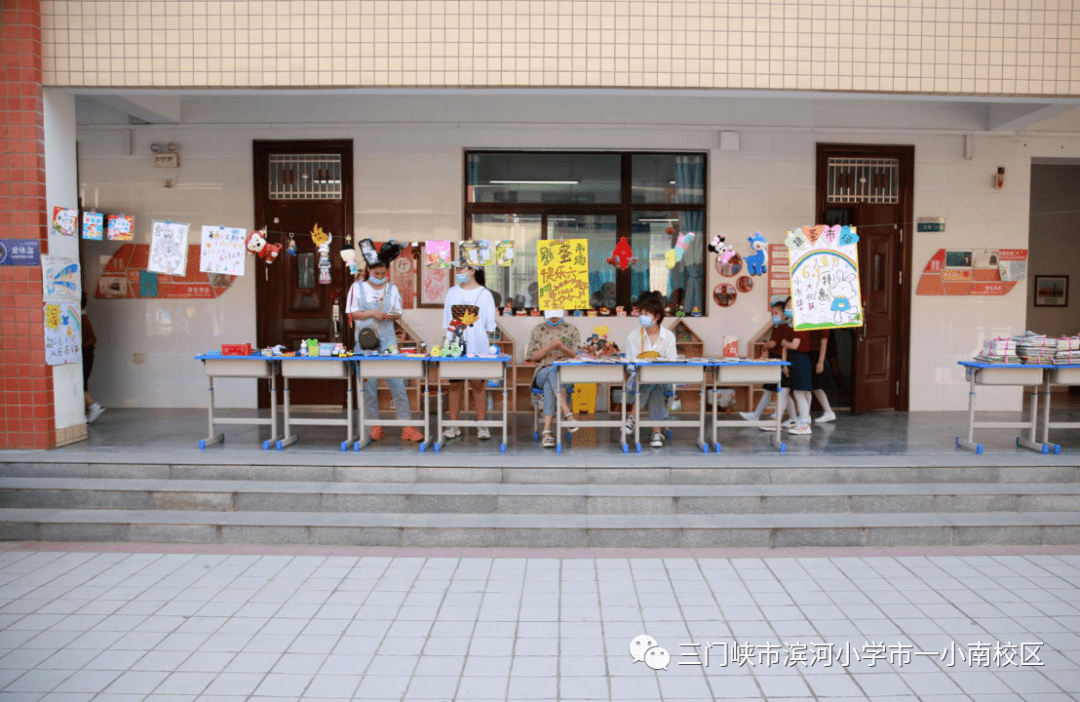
top-left (254, 140), bottom-right (354, 407)
top-left (816, 144), bottom-right (913, 413)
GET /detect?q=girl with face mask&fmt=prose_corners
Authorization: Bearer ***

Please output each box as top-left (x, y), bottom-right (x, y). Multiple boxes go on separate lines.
top-left (346, 259), bottom-right (424, 443)
top-left (623, 294), bottom-right (678, 448)
top-left (441, 258), bottom-right (498, 441)
top-left (740, 299), bottom-right (795, 426)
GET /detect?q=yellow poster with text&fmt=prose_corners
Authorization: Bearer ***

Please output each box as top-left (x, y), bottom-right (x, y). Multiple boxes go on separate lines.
top-left (537, 238), bottom-right (589, 310)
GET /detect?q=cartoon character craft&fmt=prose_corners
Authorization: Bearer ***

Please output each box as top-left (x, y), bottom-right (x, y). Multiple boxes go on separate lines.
top-left (829, 272), bottom-right (858, 324)
top-left (607, 236), bottom-right (638, 271)
top-left (579, 325), bottom-right (621, 358)
top-left (665, 232), bottom-right (697, 269)
top-left (245, 228), bottom-right (282, 264)
top-left (709, 233), bottom-right (736, 265)
top-left (745, 233), bottom-right (768, 276)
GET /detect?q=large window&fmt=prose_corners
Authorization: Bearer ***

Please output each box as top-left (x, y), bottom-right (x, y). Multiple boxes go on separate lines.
top-left (465, 151), bottom-right (707, 314)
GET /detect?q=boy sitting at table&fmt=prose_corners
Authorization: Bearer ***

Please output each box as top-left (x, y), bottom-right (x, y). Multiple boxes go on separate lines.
top-left (624, 293), bottom-right (678, 448)
top-left (525, 309), bottom-right (582, 448)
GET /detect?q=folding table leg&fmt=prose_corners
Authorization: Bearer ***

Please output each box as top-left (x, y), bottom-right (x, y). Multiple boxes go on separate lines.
top-left (199, 375), bottom-right (225, 450)
top-left (957, 374), bottom-right (982, 454)
top-left (1016, 383), bottom-right (1049, 454)
top-left (277, 377), bottom-right (299, 450)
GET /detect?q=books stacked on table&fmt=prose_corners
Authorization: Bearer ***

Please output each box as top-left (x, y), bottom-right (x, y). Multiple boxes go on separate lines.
top-left (1055, 336), bottom-right (1080, 365)
top-left (974, 335), bottom-right (1022, 364)
top-left (1016, 333), bottom-right (1059, 365)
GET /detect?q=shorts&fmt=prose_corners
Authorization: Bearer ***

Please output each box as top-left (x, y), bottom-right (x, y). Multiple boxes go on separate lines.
top-left (82, 345), bottom-right (95, 385)
top-left (784, 350), bottom-right (814, 392)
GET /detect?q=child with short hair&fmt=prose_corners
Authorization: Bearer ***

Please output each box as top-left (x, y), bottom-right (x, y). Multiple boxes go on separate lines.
top-left (741, 299), bottom-right (794, 427)
top-left (624, 293), bottom-right (677, 448)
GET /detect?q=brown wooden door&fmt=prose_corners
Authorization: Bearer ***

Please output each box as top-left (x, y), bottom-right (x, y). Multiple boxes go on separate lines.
top-left (254, 140), bottom-right (354, 407)
top-left (816, 144), bottom-right (913, 413)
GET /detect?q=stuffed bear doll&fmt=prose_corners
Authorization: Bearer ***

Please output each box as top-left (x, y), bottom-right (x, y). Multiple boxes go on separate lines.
top-left (246, 228), bottom-right (282, 264)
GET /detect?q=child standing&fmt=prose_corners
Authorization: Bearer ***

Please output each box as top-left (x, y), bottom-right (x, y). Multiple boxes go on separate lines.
top-left (780, 302), bottom-right (814, 435)
top-left (741, 300), bottom-right (793, 426)
top-left (82, 293), bottom-right (106, 424)
top-left (810, 329), bottom-right (837, 423)
top-left (441, 257), bottom-right (497, 440)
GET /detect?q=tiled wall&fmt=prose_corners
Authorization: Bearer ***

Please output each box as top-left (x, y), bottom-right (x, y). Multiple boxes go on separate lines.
top-left (43, 0), bottom-right (1080, 96)
top-left (0, 0), bottom-right (56, 449)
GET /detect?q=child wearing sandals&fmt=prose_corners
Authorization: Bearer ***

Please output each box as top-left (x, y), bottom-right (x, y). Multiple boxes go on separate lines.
top-left (525, 309), bottom-right (582, 448)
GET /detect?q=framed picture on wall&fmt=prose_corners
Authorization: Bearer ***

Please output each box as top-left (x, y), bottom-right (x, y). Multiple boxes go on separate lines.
top-left (1034, 275), bottom-right (1068, 307)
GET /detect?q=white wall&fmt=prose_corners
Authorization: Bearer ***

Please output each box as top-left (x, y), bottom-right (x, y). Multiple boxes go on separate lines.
top-left (1026, 164), bottom-right (1080, 338)
top-left (44, 88), bottom-right (86, 433)
top-left (74, 93), bottom-right (1080, 410)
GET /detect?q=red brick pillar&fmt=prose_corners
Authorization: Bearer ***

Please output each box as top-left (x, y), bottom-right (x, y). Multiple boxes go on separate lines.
top-left (0, 0), bottom-right (54, 449)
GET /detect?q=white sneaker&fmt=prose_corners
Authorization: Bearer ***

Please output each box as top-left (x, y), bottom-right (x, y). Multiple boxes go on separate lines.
top-left (781, 418), bottom-right (798, 428)
top-left (87, 404), bottom-right (105, 424)
top-left (739, 411), bottom-right (759, 422)
top-left (650, 431), bottom-right (664, 448)
top-left (815, 411), bottom-right (837, 424)
top-left (623, 416), bottom-right (635, 436)
top-left (477, 427), bottom-right (491, 440)
top-left (443, 426), bottom-right (461, 440)
top-left (785, 422), bottom-right (812, 435)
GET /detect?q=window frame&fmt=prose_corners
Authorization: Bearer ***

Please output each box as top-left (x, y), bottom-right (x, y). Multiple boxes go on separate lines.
top-left (463, 150), bottom-right (708, 315)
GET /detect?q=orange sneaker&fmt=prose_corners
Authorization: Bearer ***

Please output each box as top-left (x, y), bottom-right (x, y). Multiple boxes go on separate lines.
top-left (369, 426), bottom-right (384, 441)
top-left (401, 426), bottom-right (424, 442)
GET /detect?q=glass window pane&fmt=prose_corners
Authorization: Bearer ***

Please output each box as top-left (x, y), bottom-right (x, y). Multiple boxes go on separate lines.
top-left (467, 152), bottom-right (621, 204)
top-left (296, 252), bottom-right (315, 289)
top-left (471, 213), bottom-right (542, 309)
top-left (630, 211), bottom-right (706, 313)
top-left (631, 153), bottom-right (705, 205)
top-left (548, 215), bottom-right (619, 310)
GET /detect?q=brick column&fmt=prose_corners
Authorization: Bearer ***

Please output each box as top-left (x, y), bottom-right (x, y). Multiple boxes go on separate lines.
top-left (0, 0), bottom-right (53, 449)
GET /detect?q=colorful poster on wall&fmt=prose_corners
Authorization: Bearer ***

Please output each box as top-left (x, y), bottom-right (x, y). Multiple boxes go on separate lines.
top-left (41, 255), bottom-right (81, 303)
top-left (0, 239), bottom-right (41, 266)
top-left (98, 244), bottom-right (233, 299)
top-left (82, 211), bottom-right (104, 240)
top-left (147, 220), bottom-right (190, 276)
top-left (476, 240), bottom-right (494, 266)
top-left (537, 238), bottom-right (589, 310)
top-left (107, 214), bottom-right (135, 242)
top-left (199, 225), bottom-right (246, 276)
top-left (767, 243), bottom-right (790, 309)
top-left (43, 302), bottom-right (82, 365)
top-left (784, 225), bottom-right (862, 330)
top-left (495, 240), bottom-right (514, 266)
top-left (421, 265), bottom-right (450, 306)
top-left (459, 240), bottom-right (482, 267)
top-left (51, 206), bottom-right (78, 237)
top-left (424, 239), bottom-right (452, 268)
top-left (916, 248), bottom-right (1026, 295)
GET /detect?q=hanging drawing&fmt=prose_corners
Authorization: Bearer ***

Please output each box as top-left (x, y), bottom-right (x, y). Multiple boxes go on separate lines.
top-left (82, 211), bottom-right (104, 241)
top-left (784, 224), bottom-right (862, 330)
top-left (51, 207), bottom-right (78, 237)
top-left (106, 214), bottom-right (135, 242)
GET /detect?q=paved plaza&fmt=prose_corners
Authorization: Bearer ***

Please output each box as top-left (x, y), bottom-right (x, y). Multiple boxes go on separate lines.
top-left (0, 543), bottom-right (1076, 701)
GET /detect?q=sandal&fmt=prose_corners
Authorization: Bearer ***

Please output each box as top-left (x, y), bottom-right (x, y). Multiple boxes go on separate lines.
top-left (563, 413), bottom-right (580, 434)
top-left (541, 430), bottom-right (556, 448)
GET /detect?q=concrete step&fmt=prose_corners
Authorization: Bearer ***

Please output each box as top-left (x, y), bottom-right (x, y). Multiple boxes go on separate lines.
top-left (3, 478), bottom-right (1080, 515)
top-left (1, 508), bottom-right (1077, 548)
top-left (2, 461), bottom-right (1077, 485)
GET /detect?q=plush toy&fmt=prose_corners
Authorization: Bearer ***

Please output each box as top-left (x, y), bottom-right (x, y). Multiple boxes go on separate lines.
top-left (340, 245), bottom-right (358, 276)
top-left (745, 233), bottom-right (768, 276)
top-left (709, 233), bottom-right (736, 265)
top-left (246, 228), bottom-right (282, 264)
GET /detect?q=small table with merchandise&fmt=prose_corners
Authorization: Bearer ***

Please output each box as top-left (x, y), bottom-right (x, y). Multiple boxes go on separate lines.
top-left (553, 359), bottom-right (632, 455)
top-left (956, 361), bottom-right (1049, 454)
top-left (276, 355), bottom-right (359, 452)
top-left (194, 353), bottom-right (280, 450)
top-left (630, 359), bottom-right (711, 454)
top-left (709, 359), bottom-right (789, 454)
top-left (353, 353), bottom-right (431, 453)
top-left (434, 355), bottom-right (511, 454)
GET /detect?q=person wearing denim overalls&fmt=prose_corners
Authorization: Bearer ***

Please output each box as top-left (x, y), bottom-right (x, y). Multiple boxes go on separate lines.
top-left (345, 259), bottom-right (423, 443)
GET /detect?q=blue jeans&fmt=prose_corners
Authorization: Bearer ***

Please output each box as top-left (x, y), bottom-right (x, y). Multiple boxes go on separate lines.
top-left (535, 365), bottom-right (573, 417)
top-left (627, 377), bottom-right (669, 422)
top-left (357, 370), bottom-right (412, 422)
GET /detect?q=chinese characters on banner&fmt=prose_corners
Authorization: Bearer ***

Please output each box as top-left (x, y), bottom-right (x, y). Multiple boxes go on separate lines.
top-left (537, 238), bottom-right (589, 310)
top-left (916, 248), bottom-right (1027, 296)
top-left (82, 211), bottom-right (104, 240)
top-left (0, 239), bottom-right (41, 266)
top-left (43, 302), bottom-right (82, 365)
top-left (199, 225), bottom-right (247, 276)
top-left (40, 255), bottom-right (81, 303)
top-left (51, 206), bottom-right (77, 237)
top-left (148, 220), bottom-right (190, 276)
top-left (784, 225), bottom-right (863, 331)
top-left (107, 214), bottom-right (135, 241)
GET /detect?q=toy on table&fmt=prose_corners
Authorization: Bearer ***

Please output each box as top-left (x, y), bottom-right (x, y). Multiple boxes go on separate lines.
top-left (246, 228), bottom-right (282, 264)
top-left (573, 309), bottom-right (583, 317)
top-left (430, 345), bottom-right (442, 357)
top-left (675, 307), bottom-right (686, 318)
top-left (616, 306), bottom-right (626, 317)
top-left (222, 343), bottom-right (252, 356)
top-left (503, 301), bottom-right (514, 316)
top-left (260, 344), bottom-right (287, 357)
top-left (298, 338), bottom-right (319, 356)
top-left (690, 307), bottom-right (702, 317)
top-left (446, 340), bottom-right (463, 357)
top-left (578, 325), bottom-right (621, 360)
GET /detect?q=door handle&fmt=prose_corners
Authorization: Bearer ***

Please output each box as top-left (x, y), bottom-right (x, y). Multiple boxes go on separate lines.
top-left (332, 302), bottom-right (341, 342)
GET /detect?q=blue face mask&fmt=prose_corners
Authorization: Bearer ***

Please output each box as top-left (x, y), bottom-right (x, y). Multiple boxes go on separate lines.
top-left (784, 309), bottom-right (793, 319)
top-left (546, 318), bottom-right (561, 326)
top-left (455, 272), bottom-right (470, 285)
top-left (771, 314), bottom-right (783, 326)
top-left (639, 315), bottom-right (654, 328)
top-left (369, 275), bottom-right (387, 286)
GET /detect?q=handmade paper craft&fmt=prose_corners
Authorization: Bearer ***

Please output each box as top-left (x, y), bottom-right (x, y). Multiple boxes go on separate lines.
top-left (106, 214), bottom-right (134, 241)
top-left (745, 233), bottom-right (768, 275)
top-left (607, 236), bottom-right (637, 271)
top-left (200, 225), bottom-right (247, 276)
top-left (82, 211), bottom-right (104, 241)
top-left (51, 206), bottom-right (78, 237)
top-left (537, 238), bottom-right (589, 310)
top-left (43, 302), bottom-right (81, 366)
top-left (784, 224), bottom-right (862, 330)
top-left (495, 240), bottom-right (514, 266)
top-left (425, 240), bottom-right (452, 268)
top-left (147, 220), bottom-right (190, 276)
top-left (41, 255), bottom-right (80, 303)
top-left (310, 223), bottom-right (330, 247)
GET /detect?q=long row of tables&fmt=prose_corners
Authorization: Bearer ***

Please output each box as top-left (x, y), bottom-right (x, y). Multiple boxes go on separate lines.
top-left (194, 354), bottom-right (791, 454)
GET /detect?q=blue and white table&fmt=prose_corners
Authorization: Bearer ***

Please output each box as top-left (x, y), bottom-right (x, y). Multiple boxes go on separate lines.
top-left (434, 355), bottom-right (511, 454)
top-left (630, 359), bottom-right (711, 454)
top-left (956, 361), bottom-right (1049, 454)
top-left (276, 356), bottom-right (359, 452)
top-left (194, 353), bottom-right (279, 450)
top-left (553, 359), bottom-right (632, 454)
top-left (354, 354), bottom-right (431, 453)
top-left (709, 359), bottom-right (789, 454)
top-left (1039, 364), bottom-right (1080, 454)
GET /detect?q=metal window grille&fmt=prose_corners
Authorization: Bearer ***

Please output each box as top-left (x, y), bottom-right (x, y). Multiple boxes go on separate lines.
top-left (269, 154), bottom-right (343, 200)
top-left (826, 158), bottom-right (899, 204)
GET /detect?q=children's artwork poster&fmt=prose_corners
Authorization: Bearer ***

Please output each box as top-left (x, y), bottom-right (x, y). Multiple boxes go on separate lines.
top-left (106, 214), bottom-right (135, 242)
top-left (199, 225), bottom-right (247, 276)
top-left (51, 206), bottom-right (78, 237)
top-left (421, 264), bottom-right (451, 306)
top-left (459, 240), bottom-right (482, 267)
top-left (98, 244), bottom-right (232, 299)
top-left (537, 238), bottom-right (589, 310)
top-left (40, 255), bottom-right (81, 303)
top-left (81, 211), bottom-right (104, 241)
top-left (916, 248), bottom-right (1026, 296)
top-left (0, 239), bottom-right (41, 266)
top-left (767, 243), bottom-right (790, 309)
top-left (784, 225), bottom-right (862, 330)
top-left (424, 239), bottom-right (452, 269)
top-left (43, 302), bottom-right (82, 366)
top-left (475, 240), bottom-right (494, 266)
top-left (495, 240), bottom-right (514, 266)
top-left (147, 220), bottom-right (190, 276)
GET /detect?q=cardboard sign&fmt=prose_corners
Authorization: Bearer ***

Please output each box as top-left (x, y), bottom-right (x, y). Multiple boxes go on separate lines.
top-left (785, 225), bottom-right (862, 330)
top-left (537, 238), bottom-right (589, 310)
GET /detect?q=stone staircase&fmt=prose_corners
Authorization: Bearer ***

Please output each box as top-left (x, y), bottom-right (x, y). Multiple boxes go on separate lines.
top-left (1, 460), bottom-right (1078, 547)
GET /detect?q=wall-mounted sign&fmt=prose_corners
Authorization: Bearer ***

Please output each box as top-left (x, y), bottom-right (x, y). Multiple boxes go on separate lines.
top-left (917, 217), bottom-right (946, 233)
top-left (0, 239), bottom-right (41, 266)
top-left (917, 248), bottom-right (1026, 296)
